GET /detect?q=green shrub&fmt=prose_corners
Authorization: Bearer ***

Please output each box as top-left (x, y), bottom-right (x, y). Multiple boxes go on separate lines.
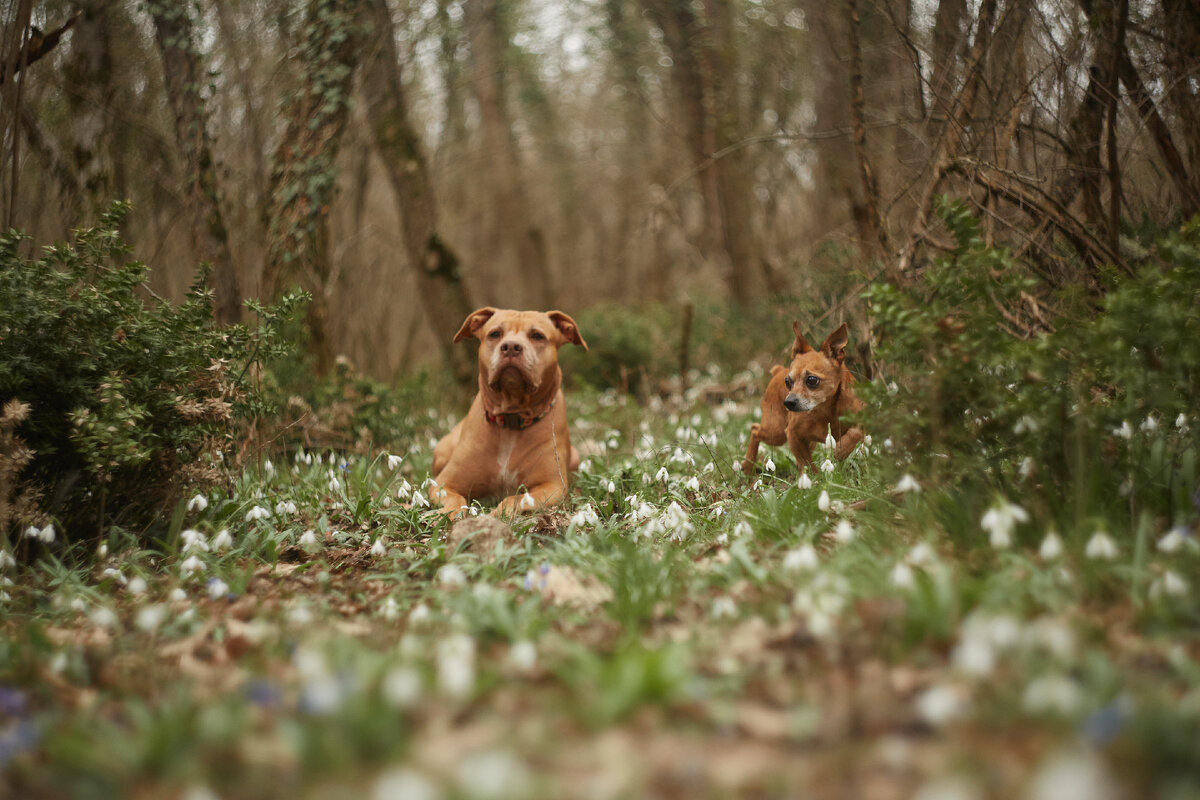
top-left (0, 203), bottom-right (299, 548)
top-left (865, 200), bottom-right (1200, 534)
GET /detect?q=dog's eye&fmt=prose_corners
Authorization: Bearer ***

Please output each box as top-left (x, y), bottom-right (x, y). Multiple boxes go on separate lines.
top-left (784, 375), bottom-right (794, 390)
top-left (805, 375), bottom-right (820, 389)
top-left (529, 330), bottom-right (546, 341)
top-left (487, 329), bottom-right (502, 339)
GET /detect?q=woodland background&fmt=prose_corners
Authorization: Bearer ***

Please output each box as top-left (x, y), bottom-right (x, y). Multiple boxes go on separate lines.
top-left (1, 0), bottom-right (1198, 379)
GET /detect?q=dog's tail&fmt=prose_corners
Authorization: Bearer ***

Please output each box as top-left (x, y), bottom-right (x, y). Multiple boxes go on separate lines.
top-left (769, 365), bottom-right (786, 377)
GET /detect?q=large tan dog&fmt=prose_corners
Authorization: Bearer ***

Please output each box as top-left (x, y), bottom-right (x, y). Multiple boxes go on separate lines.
top-left (432, 307), bottom-right (588, 517)
top-left (742, 322), bottom-right (864, 474)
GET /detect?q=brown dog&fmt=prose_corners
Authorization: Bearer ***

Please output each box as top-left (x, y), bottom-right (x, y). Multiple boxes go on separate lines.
top-left (742, 321), bottom-right (864, 474)
top-left (432, 307), bottom-right (588, 517)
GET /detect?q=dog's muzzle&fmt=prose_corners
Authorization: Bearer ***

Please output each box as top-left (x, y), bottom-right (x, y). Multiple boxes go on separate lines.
top-left (784, 394), bottom-right (817, 412)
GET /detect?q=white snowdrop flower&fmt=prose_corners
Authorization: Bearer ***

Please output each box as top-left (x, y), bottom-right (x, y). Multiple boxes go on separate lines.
top-left (890, 561), bottom-right (916, 589)
top-left (38, 524), bottom-right (56, 543)
top-left (169, 587), bottom-right (188, 602)
top-left (1175, 413), bottom-right (1189, 432)
top-left (1151, 570), bottom-right (1189, 599)
top-left (732, 460), bottom-right (743, 473)
top-left (783, 544), bottom-right (819, 573)
top-left (915, 684), bottom-right (968, 727)
top-left (685, 476), bottom-right (701, 492)
top-left (796, 471), bottom-right (813, 490)
top-left (605, 479), bottom-right (616, 493)
top-left (370, 538), bottom-right (387, 558)
top-left (908, 542), bottom-right (936, 566)
top-left (299, 529), bottom-right (321, 552)
top-left (381, 666), bottom-right (424, 709)
top-left (1112, 420), bottom-right (1133, 439)
top-left (328, 474), bottom-right (342, 493)
top-left (1022, 673), bottom-right (1083, 715)
top-left (508, 640), bottom-right (538, 672)
top-left (371, 767), bottom-right (440, 800)
top-left (438, 564), bottom-right (467, 587)
top-left (716, 533), bottom-right (729, 546)
top-left (1014, 415), bottom-right (1039, 434)
top-left (895, 474), bottom-right (921, 493)
top-left (264, 459), bottom-right (276, 475)
top-left (211, 529), bottom-right (233, 552)
top-left (275, 500), bottom-right (297, 516)
top-left (824, 428), bottom-right (837, 450)
top-left (980, 501), bottom-right (1028, 550)
top-left (409, 603), bottom-right (432, 625)
top-left (437, 633), bottom-right (476, 699)
top-left (1141, 415), bottom-right (1159, 433)
top-left (952, 636), bottom-right (996, 678)
top-left (835, 520), bottom-right (856, 544)
top-left (411, 490), bottom-right (430, 509)
top-left (519, 492), bottom-right (536, 510)
top-left (0, 550), bottom-right (15, 570)
top-left (1028, 750), bottom-right (1115, 800)
top-left (710, 504), bottom-right (726, 519)
top-left (207, 578), bottom-right (230, 601)
top-left (102, 567), bottom-right (127, 586)
top-left (396, 479), bottom-right (412, 500)
top-left (180, 555), bottom-right (206, 577)
top-left (89, 606), bottom-right (119, 630)
top-left (703, 461), bottom-right (715, 474)
top-left (379, 596), bottom-right (401, 621)
top-left (386, 453), bottom-right (403, 470)
top-left (820, 459), bottom-right (835, 474)
top-left (663, 502), bottom-right (694, 541)
top-left (1039, 531), bottom-right (1064, 560)
top-left (655, 466), bottom-right (670, 482)
top-left (135, 604), bottom-right (167, 633)
top-left (817, 490), bottom-right (831, 512)
top-left (711, 596), bottom-right (738, 619)
top-left (127, 576), bottom-right (148, 595)
top-left (1085, 531), bottom-right (1119, 560)
top-left (96, 542), bottom-right (108, 558)
top-left (456, 750), bottom-right (529, 800)
top-left (69, 596), bottom-right (87, 612)
top-left (569, 505), bottom-right (599, 529)
top-left (733, 520), bottom-right (753, 538)
top-left (1019, 456), bottom-right (1035, 479)
top-left (1025, 617), bottom-right (1077, 661)
top-left (187, 494), bottom-right (208, 512)
top-left (764, 457), bottom-right (776, 473)
top-left (181, 529), bottom-right (209, 553)
top-left (245, 505), bottom-right (270, 522)
top-left (1157, 527), bottom-right (1190, 553)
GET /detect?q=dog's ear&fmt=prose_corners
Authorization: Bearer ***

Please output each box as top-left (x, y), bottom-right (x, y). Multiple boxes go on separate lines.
top-left (453, 307), bottom-right (498, 342)
top-left (791, 320), bottom-right (813, 356)
top-left (820, 323), bottom-right (850, 363)
top-left (547, 310), bottom-right (589, 351)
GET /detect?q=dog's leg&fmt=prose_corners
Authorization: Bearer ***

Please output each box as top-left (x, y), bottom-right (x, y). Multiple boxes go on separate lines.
top-left (743, 371), bottom-right (789, 473)
top-left (435, 486), bottom-right (471, 519)
top-left (786, 425), bottom-right (816, 472)
top-left (833, 426), bottom-right (864, 461)
top-left (494, 481), bottom-right (567, 518)
top-left (432, 420), bottom-right (464, 477)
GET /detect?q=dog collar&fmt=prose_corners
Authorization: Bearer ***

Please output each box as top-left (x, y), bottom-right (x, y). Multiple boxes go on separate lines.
top-left (484, 398), bottom-right (555, 431)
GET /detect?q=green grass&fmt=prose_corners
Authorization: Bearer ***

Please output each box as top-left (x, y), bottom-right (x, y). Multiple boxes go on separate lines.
top-left (2, 376), bottom-right (1199, 799)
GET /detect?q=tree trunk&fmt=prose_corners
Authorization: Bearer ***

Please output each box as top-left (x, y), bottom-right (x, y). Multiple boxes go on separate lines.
top-left (846, 0), bottom-right (890, 263)
top-left (60, 0), bottom-right (116, 226)
top-left (463, 0), bottom-right (555, 310)
top-left (148, 1), bottom-right (242, 325)
top-left (641, 0), bottom-right (761, 304)
top-left (262, 0), bottom-right (363, 377)
top-left (358, 0), bottom-right (475, 384)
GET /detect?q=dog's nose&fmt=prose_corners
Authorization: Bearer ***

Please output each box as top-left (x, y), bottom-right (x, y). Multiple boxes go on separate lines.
top-left (500, 340), bottom-right (523, 357)
top-left (783, 395), bottom-right (801, 412)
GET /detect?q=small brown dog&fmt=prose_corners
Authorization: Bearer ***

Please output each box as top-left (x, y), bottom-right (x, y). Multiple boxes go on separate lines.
top-left (742, 321), bottom-right (864, 474)
top-left (432, 307), bottom-right (588, 517)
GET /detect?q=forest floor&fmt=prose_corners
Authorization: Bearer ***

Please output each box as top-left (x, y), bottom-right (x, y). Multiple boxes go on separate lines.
top-left (2, 371), bottom-right (1197, 799)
